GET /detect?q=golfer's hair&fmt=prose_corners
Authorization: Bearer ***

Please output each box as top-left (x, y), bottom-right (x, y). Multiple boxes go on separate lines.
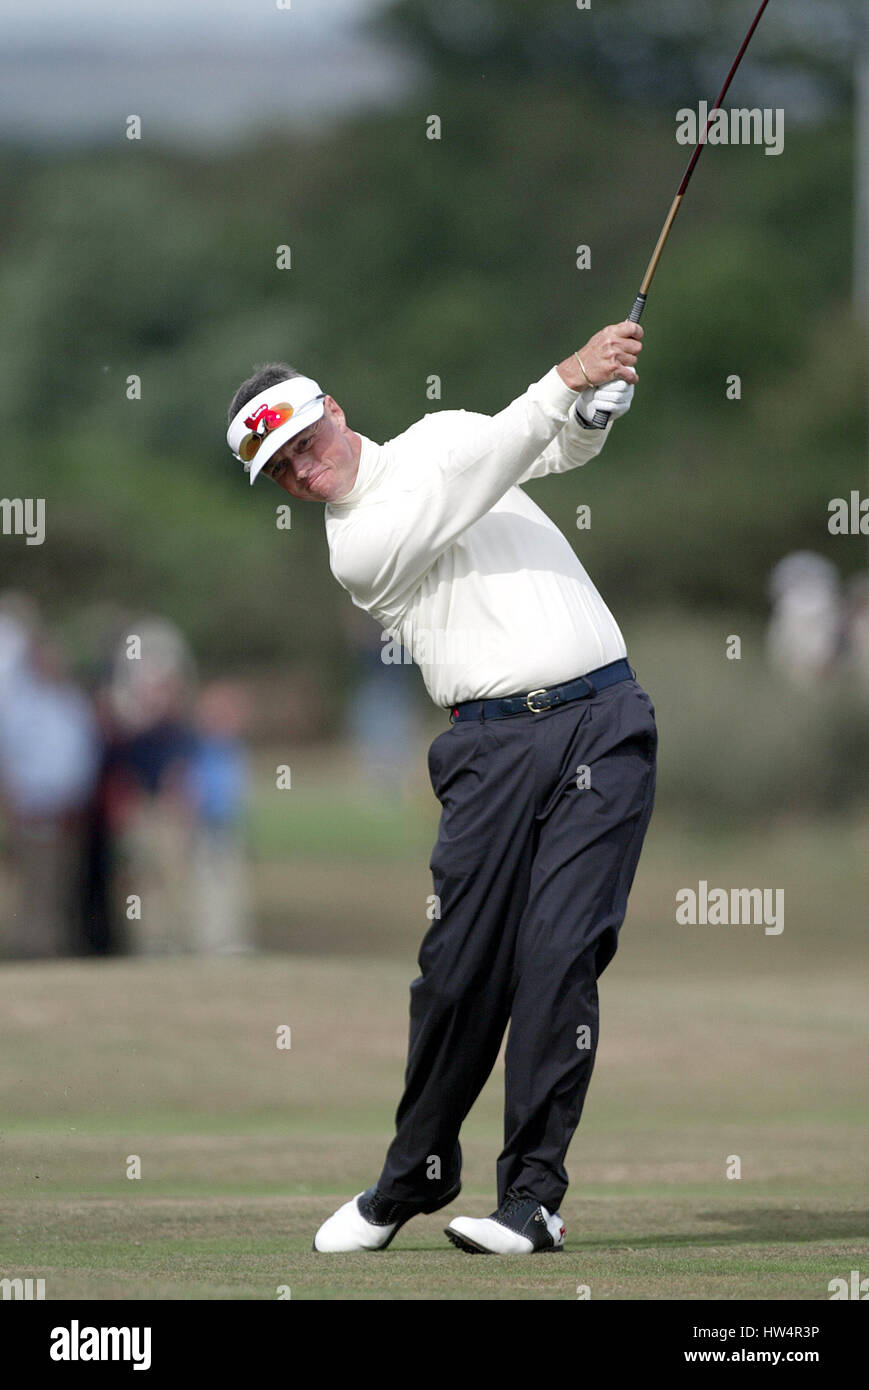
top-left (227, 363), bottom-right (303, 423)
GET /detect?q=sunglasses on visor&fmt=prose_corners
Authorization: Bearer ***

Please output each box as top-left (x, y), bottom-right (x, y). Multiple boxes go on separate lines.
top-left (238, 394), bottom-right (326, 464)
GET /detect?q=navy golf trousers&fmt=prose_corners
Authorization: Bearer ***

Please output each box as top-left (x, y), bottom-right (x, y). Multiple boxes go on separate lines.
top-left (377, 674), bottom-right (657, 1213)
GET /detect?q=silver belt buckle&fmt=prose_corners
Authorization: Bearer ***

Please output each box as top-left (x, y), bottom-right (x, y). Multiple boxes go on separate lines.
top-left (525, 687), bottom-right (552, 713)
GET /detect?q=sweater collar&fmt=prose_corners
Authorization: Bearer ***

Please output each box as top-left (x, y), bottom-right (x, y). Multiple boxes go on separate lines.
top-left (327, 434), bottom-right (384, 510)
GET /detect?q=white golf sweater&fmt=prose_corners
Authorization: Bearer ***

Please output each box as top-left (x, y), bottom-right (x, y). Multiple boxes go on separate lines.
top-left (324, 365), bottom-right (628, 708)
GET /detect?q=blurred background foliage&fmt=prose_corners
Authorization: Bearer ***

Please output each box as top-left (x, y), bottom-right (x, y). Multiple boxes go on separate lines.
top-left (377, 0), bottom-right (865, 109)
top-left (0, 0), bottom-right (866, 826)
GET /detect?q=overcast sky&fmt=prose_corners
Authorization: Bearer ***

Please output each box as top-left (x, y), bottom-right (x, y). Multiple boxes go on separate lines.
top-left (2, 0), bottom-right (381, 42)
top-left (2, 1), bottom-right (861, 148)
top-left (0, 0), bottom-right (409, 147)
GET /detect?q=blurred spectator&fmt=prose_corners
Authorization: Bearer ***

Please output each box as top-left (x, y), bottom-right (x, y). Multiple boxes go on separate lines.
top-left (0, 592), bottom-right (38, 698)
top-left (77, 604), bottom-right (131, 957)
top-left (343, 607), bottom-right (420, 799)
top-left (0, 602), bottom-right (258, 959)
top-left (766, 552), bottom-right (846, 687)
top-left (105, 618), bottom-right (198, 954)
top-left (0, 626), bottom-right (100, 958)
top-left (844, 573), bottom-right (869, 690)
top-left (186, 680), bottom-right (252, 954)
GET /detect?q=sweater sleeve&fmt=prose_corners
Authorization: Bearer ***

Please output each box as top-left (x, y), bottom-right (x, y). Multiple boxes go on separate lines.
top-left (516, 401), bottom-right (614, 484)
top-left (328, 367), bottom-right (588, 613)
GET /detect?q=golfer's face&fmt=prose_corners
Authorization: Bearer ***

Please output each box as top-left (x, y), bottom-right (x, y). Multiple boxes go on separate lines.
top-left (260, 398), bottom-right (357, 503)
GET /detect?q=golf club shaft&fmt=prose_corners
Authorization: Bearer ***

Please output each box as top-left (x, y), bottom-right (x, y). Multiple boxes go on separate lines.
top-left (590, 0), bottom-right (772, 428)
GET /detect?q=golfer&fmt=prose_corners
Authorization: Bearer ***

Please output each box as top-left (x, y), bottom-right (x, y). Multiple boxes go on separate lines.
top-left (225, 321), bottom-right (657, 1254)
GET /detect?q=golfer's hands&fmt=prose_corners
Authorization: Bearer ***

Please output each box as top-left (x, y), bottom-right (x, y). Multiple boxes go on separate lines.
top-left (557, 320), bottom-right (643, 390)
top-left (576, 378), bottom-right (635, 425)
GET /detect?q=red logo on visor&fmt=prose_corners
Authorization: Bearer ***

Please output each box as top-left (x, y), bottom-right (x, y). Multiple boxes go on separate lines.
top-left (238, 401), bottom-right (295, 464)
top-left (244, 403), bottom-right (290, 433)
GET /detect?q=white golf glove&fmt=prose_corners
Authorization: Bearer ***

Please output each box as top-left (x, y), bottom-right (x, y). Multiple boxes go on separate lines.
top-left (575, 377), bottom-right (635, 427)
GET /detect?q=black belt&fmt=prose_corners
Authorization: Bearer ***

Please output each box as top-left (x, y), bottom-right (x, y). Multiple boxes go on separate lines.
top-left (449, 658), bottom-right (635, 723)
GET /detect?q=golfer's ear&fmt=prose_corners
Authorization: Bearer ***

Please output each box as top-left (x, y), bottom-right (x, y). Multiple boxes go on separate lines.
top-left (326, 396), bottom-right (347, 429)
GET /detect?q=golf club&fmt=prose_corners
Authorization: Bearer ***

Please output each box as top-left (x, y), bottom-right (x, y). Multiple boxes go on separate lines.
top-left (591, 0), bottom-right (773, 428)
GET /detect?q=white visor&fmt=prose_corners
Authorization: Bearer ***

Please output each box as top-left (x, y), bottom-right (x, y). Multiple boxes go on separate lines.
top-left (226, 376), bottom-right (326, 485)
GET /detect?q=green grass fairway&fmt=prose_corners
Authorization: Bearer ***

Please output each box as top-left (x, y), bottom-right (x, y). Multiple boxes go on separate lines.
top-left (0, 954), bottom-right (866, 1300)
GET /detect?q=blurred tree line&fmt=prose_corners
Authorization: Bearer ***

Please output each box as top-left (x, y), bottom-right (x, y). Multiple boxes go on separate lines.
top-left (377, 0), bottom-right (866, 109)
top-left (0, 0), bottom-right (865, 693)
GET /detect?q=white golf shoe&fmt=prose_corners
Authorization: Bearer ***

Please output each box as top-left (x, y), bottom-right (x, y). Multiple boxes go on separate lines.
top-left (445, 1188), bottom-right (566, 1254)
top-left (313, 1181), bottom-right (461, 1252)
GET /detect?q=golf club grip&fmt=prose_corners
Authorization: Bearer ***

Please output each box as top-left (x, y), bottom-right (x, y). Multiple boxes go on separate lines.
top-left (590, 293), bottom-right (648, 429)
